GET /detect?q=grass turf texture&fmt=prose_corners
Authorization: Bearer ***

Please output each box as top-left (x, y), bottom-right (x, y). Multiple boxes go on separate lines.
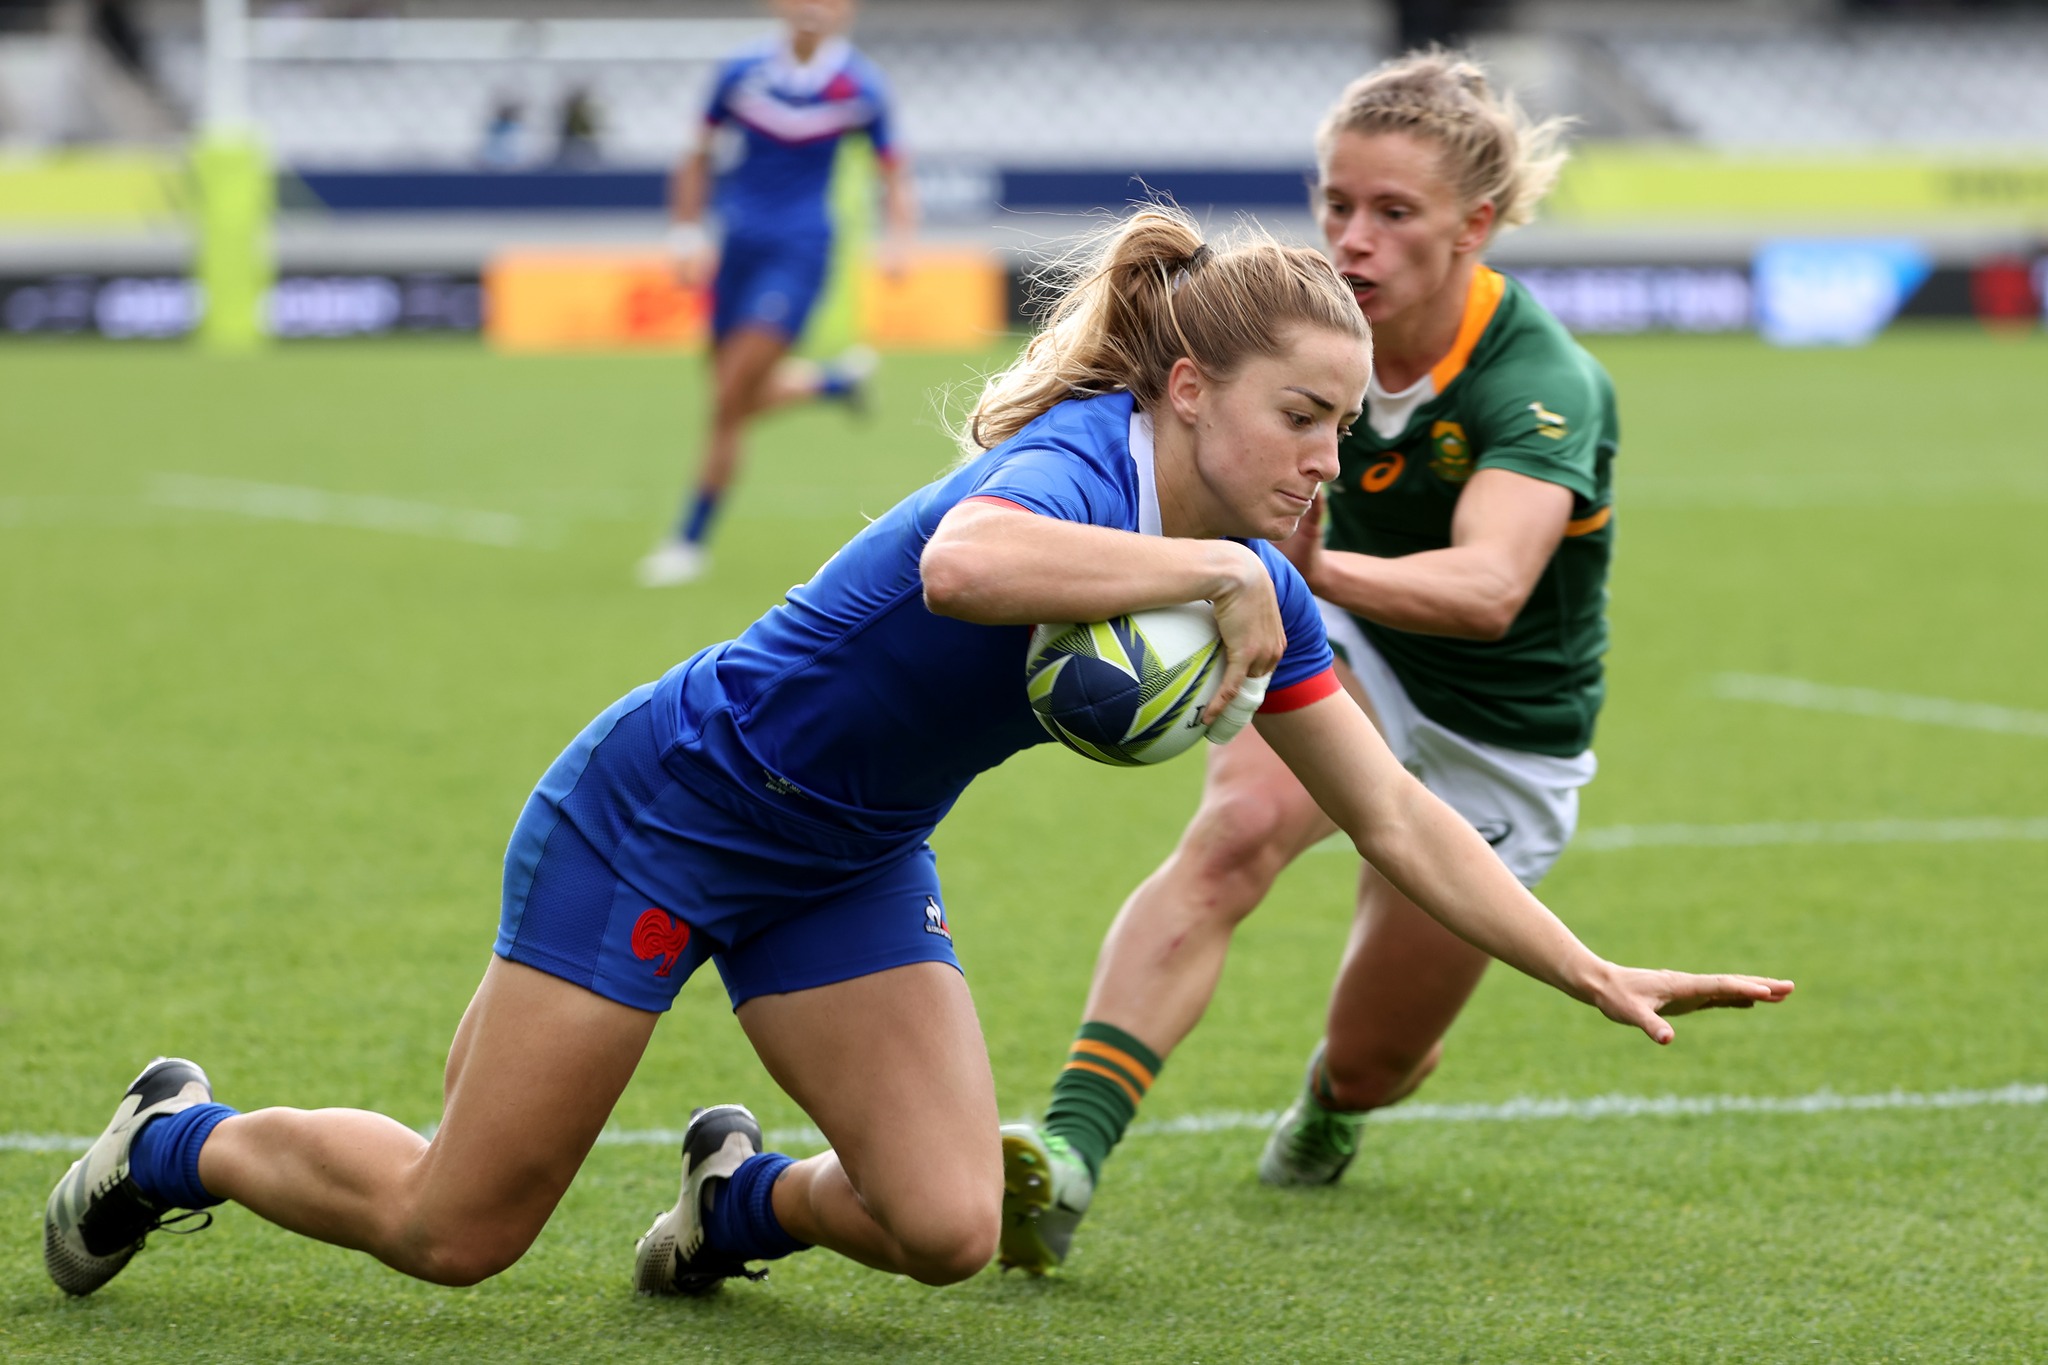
top-left (3, 330), bottom-right (2044, 1362)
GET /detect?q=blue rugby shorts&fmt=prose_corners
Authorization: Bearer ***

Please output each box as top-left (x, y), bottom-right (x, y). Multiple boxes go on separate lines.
top-left (494, 685), bottom-right (960, 1012)
top-left (710, 233), bottom-right (831, 344)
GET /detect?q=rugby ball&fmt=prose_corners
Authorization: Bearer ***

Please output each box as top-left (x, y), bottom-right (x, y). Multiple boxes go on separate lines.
top-left (1024, 604), bottom-right (1224, 766)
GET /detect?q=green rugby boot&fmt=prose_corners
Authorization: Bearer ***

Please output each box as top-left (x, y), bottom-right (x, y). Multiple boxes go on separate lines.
top-left (997, 1123), bottom-right (1093, 1275)
top-left (1257, 1043), bottom-right (1368, 1186)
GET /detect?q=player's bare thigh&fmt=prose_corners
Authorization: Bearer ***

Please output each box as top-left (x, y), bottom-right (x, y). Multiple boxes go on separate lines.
top-left (735, 962), bottom-right (1001, 1280)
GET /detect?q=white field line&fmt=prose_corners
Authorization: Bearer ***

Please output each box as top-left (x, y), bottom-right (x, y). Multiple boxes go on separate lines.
top-left (7, 1082), bottom-right (2043, 1156)
top-left (1315, 815), bottom-right (2048, 855)
top-left (149, 475), bottom-right (528, 548)
top-left (1711, 672), bottom-right (2048, 738)
top-left (1576, 816), bottom-right (2048, 852)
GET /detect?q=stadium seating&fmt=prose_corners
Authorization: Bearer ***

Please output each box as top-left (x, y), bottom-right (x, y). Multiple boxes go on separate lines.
top-left (1605, 23), bottom-right (2048, 148)
top-left (142, 12), bottom-right (1379, 170)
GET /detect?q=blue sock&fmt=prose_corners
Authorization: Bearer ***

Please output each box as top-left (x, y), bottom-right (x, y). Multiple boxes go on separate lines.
top-left (677, 489), bottom-right (720, 545)
top-left (817, 367), bottom-right (855, 399)
top-left (703, 1152), bottom-right (809, 1262)
top-left (128, 1103), bottom-right (237, 1210)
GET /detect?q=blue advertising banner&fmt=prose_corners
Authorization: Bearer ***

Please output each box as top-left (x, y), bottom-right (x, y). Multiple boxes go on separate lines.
top-left (1752, 239), bottom-right (1933, 346)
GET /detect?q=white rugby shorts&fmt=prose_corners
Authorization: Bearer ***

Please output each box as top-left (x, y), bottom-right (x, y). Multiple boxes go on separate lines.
top-left (1319, 601), bottom-right (1597, 888)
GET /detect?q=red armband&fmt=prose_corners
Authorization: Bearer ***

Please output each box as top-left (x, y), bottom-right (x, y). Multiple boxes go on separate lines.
top-left (1259, 667), bottom-right (1341, 714)
top-left (962, 496), bottom-right (1033, 514)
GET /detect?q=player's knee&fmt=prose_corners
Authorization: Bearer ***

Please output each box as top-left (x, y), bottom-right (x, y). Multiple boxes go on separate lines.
top-left (402, 1226), bottom-right (531, 1288)
top-left (884, 1193), bottom-right (1000, 1285)
top-left (1177, 789), bottom-right (1303, 912)
top-left (386, 1188), bottom-right (542, 1288)
top-left (711, 390), bottom-right (751, 429)
top-left (1324, 1040), bottom-right (1443, 1112)
top-left (900, 1218), bottom-right (999, 1286)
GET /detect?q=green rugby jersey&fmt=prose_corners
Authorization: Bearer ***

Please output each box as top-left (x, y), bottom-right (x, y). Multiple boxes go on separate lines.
top-left (1324, 266), bottom-right (1617, 757)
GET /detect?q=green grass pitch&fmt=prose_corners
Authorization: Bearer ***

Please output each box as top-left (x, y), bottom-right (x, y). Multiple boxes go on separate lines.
top-left (2, 329), bottom-right (2044, 1362)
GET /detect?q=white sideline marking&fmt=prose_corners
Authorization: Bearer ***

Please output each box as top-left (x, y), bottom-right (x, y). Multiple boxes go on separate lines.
top-left (1575, 816), bottom-right (2048, 852)
top-left (7, 1083), bottom-right (2043, 1156)
top-left (1314, 815), bottom-right (2048, 855)
top-left (149, 475), bottom-right (528, 548)
top-left (1711, 672), bottom-right (2048, 738)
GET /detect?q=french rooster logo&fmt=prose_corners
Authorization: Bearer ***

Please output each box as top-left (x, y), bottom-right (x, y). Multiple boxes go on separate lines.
top-left (631, 908), bottom-right (691, 977)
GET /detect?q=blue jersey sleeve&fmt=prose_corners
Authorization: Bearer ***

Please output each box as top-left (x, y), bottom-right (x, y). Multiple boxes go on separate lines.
top-left (963, 443), bottom-right (1133, 530)
top-left (1255, 540), bottom-right (1340, 708)
top-left (862, 65), bottom-right (896, 159)
top-left (702, 56), bottom-right (745, 127)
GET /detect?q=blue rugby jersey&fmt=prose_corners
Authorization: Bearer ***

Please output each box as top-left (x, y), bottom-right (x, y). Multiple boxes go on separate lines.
top-left (702, 35), bottom-right (895, 244)
top-left (647, 392), bottom-right (1339, 854)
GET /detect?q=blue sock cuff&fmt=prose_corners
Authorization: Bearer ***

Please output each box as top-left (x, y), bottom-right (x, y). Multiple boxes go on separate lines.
top-left (129, 1103), bottom-right (237, 1210)
top-left (679, 489), bottom-right (720, 545)
top-left (705, 1152), bottom-right (809, 1263)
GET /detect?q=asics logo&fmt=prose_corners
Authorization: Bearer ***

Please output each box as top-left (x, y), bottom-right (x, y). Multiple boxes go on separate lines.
top-left (631, 909), bottom-right (691, 977)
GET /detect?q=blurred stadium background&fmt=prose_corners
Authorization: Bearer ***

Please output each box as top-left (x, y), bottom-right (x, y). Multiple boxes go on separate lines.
top-left (2, 0), bottom-right (2045, 345)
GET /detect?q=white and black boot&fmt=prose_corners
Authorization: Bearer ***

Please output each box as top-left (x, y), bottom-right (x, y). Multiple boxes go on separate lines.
top-left (45, 1057), bottom-right (218, 1296)
top-left (632, 1104), bottom-right (769, 1296)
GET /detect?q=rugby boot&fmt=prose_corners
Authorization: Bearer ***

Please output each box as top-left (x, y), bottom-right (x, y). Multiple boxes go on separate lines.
top-left (997, 1122), bottom-right (1094, 1275)
top-left (636, 539), bottom-right (708, 587)
top-left (633, 1104), bottom-right (769, 1295)
top-left (45, 1057), bottom-right (218, 1295)
top-left (1258, 1041), bottom-right (1368, 1186)
top-left (823, 345), bottom-right (879, 418)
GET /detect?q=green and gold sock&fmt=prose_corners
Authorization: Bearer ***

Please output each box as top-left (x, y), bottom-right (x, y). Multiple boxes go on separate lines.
top-left (1043, 1021), bottom-right (1163, 1182)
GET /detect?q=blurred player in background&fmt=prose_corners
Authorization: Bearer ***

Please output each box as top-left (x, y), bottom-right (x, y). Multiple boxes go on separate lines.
top-left (639, 0), bottom-right (915, 587)
top-left (1002, 51), bottom-right (1624, 1274)
top-left (46, 212), bottom-right (1784, 1307)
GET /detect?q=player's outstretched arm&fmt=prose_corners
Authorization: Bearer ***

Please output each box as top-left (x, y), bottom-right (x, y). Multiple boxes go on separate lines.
top-left (1256, 692), bottom-right (1794, 1043)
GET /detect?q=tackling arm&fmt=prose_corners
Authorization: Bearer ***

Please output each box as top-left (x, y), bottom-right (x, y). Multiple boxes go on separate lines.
top-left (1288, 467), bottom-right (1572, 640)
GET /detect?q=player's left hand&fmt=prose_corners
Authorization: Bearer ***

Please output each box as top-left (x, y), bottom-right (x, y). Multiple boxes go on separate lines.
top-left (1276, 486), bottom-right (1324, 588)
top-left (1591, 966), bottom-right (1796, 1045)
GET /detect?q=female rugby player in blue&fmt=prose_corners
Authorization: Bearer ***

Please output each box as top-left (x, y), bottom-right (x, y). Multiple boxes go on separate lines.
top-left (46, 211), bottom-right (1790, 1301)
top-left (639, 0), bottom-right (915, 587)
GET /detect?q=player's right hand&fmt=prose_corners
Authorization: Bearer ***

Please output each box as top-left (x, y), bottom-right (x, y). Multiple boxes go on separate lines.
top-left (1204, 544), bottom-right (1285, 728)
top-left (1590, 965), bottom-right (1796, 1045)
top-left (668, 222), bottom-right (716, 290)
top-left (673, 247), bottom-right (716, 291)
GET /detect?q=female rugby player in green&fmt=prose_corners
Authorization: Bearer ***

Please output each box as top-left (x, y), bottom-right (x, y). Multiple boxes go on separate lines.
top-left (1002, 52), bottom-right (1657, 1273)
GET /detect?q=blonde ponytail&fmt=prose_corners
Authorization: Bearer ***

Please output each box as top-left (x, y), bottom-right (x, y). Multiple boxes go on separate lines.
top-left (959, 207), bottom-right (1366, 455)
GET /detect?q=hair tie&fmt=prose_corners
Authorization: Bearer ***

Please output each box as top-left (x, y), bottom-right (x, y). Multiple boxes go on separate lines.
top-left (1171, 244), bottom-right (1214, 292)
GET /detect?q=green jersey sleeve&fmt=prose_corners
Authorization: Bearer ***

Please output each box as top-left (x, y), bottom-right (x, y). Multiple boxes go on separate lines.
top-left (1464, 349), bottom-right (1610, 509)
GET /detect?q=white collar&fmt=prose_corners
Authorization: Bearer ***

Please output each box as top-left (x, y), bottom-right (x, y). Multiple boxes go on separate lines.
top-left (770, 34), bottom-right (851, 94)
top-left (1128, 408), bottom-right (1163, 538)
top-left (1364, 368), bottom-right (1438, 441)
